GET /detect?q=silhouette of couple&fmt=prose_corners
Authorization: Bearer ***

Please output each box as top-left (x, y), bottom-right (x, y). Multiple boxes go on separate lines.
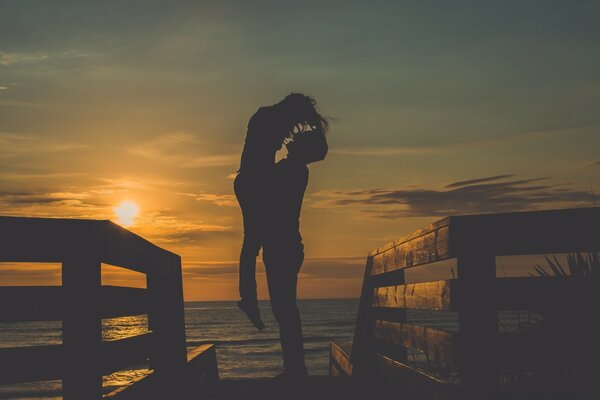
top-left (234, 93), bottom-right (328, 389)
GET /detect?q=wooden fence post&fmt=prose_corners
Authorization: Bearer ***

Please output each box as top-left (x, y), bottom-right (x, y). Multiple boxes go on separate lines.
top-left (62, 255), bottom-right (102, 399)
top-left (457, 252), bottom-right (498, 398)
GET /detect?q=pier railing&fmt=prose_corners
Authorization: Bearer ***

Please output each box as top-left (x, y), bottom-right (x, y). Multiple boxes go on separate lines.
top-left (0, 216), bottom-right (217, 399)
top-left (330, 207), bottom-right (600, 399)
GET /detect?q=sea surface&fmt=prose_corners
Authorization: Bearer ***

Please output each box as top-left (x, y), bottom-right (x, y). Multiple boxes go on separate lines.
top-left (0, 299), bottom-right (538, 399)
top-left (0, 299), bottom-right (359, 399)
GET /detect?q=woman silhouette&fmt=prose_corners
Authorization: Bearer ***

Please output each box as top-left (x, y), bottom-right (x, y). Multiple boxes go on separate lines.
top-left (234, 94), bottom-right (328, 331)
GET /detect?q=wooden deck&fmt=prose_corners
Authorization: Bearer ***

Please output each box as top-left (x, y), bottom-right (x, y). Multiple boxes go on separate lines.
top-left (189, 376), bottom-right (356, 400)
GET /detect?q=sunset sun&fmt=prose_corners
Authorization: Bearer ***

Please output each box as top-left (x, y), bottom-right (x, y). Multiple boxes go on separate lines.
top-left (114, 201), bottom-right (140, 227)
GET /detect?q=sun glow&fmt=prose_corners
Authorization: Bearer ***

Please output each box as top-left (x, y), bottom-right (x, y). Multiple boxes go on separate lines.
top-left (114, 201), bottom-right (140, 227)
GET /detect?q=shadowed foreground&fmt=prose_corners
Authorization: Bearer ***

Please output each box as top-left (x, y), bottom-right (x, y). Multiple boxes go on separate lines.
top-left (189, 376), bottom-right (357, 400)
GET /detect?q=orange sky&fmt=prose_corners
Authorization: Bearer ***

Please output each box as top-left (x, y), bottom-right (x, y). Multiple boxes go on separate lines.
top-left (1, 2), bottom-right (599, 300)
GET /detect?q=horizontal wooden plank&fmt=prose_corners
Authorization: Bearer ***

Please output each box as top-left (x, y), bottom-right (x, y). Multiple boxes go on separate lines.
top-left (0, 333), bottom-right (154, 384)
top-left (104, 371), bottom-right (156, 399)
top-left (100, 286), bottom-right (154, 318)
top-left (373, 320), bottom-right (457, 364)
top-left (373, 281), bottom-right (456, 310)
top-left (0, 286), bottom-right (62, 321)
top-left (101, 333), bottom-right (154, 375)
top-left (373, 277), bottom-right (598, 312)
top-left (0, 216), bottom-right (178, 274)
top-left (329, 340), bottom-right (353, 377)
top-left (374, 353), bottom-right (456, 400)
top-left (449, 207), bottom-right (600, 256)
top-left (0, 344), bottom-right (62, 384)
top-left (494, 276), bottom-right (598, 310)
top-left (0, 285), bottom-right (155, 322)
top-left (106, 344), bottom-right (220, 399)
top-left (367, 208), bottom-right (600, 277)
top-left (187, 344), bottom-right (219, 382)
top-left (370, 225), bottom-right (451, 275)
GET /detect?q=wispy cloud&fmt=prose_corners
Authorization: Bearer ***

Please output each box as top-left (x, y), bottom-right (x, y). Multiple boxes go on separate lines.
top-left (177, 192), bottom-right (236, 207)
top-left (130, 132), bottom-right (238, 168)
top-left (445, 174), bottom-right (515, 188)
top-left (182, 256), bottom-right (366, 280)
top-left (331, 146), bottom-right (439, 156)
top-left (0, 133), bottom-right (87, 157)
top-left (331, 124), bottom-right (600, 158)
top-left (311, 175), bottom-right (593, 218)
top-left (0, 50), bottom-right (49, 66)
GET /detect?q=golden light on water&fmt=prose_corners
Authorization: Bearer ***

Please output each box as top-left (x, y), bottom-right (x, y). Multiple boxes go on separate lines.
top-left (114, 201), bottom-right (140, 227)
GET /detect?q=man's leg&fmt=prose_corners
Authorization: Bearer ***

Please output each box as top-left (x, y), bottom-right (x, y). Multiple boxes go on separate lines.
top-left (264, 247), bottom-right (306, 377)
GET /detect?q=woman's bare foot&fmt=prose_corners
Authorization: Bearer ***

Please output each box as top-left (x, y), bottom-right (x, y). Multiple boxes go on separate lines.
top-left (237, 299), bottom-right (266, 331)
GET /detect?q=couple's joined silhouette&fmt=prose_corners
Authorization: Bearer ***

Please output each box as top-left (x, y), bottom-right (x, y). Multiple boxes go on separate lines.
top-left (234, 93), bottom-right (328, 391)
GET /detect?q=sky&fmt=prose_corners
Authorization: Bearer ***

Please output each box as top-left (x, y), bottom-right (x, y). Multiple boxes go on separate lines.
top-left (1, 1), bottom-right (599, 300)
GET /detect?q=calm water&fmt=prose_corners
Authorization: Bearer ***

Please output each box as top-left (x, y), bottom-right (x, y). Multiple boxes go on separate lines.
top-left (0, 299), bottom-right (359, 399)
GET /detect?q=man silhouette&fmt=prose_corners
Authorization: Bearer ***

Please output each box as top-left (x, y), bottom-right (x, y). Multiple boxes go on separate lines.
top-left (262, 131), bottom-right (328, 390)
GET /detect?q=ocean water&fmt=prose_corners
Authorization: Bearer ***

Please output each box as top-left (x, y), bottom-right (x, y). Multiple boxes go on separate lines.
top-left (0, 299), bottom-right (359, 399)
top-left (0, 299), bottom-right (539, 399)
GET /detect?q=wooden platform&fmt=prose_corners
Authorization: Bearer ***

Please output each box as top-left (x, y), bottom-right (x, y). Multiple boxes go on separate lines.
top-left (189, 376), bottom-right (358, 400)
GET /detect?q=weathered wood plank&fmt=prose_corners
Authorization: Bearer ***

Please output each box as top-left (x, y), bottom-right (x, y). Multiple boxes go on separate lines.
top-left (374, 353), bottom-right (456, 400)
top-left (373, 320), bottom-right (457, 364)
top-left (366, 207), bottom-right (600, 277)
top-left (449, 207), bottom-right (600, 256)
top-left (370, 225), bottom-right (451, 275)
top-left (329, 340), bottom-right (353, 377)
top-left (0, 286), bottom-right (155, 322)
top-left (0, 216), bottom-right (178, 274)
top-left (187, 344), bottom-right (219, 384)
top-left (101, 333), bottom-right (154, 375)
top-left (372, 277), bottom-right (596, 312)
top-left (105, 344), bottom-right (220, 399)
top-left (373, 280), bottom-right (455, 310)
top-left (495, 276), bottom-right (598, 310)
top-left (0, 286), bottom-right (62, 321)
top-left (0, 344), bottom-right (62, 384)
top-left (367, 207), bottom-right (600, 270)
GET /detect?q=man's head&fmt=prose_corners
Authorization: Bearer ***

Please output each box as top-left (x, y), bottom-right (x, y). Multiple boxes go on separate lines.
top-left (286, 131), bottom-right (328, 164)
top-left (275, 93), bottom-right (329, 136)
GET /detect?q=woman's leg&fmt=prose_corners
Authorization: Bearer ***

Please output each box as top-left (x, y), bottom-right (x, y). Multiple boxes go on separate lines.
top-left (234, 175), bottom-right (265, 330)
top-left (234, 174), bottom-right (261, 302)
top-left (264, 245), bottom-right (306, 377)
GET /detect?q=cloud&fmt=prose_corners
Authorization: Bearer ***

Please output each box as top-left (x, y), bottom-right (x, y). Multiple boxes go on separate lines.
top-left (331, 146), bottom-right (439, 156)
top-left (0, 50), bottom-right (49, 66)
top-left (130, 132), bottom-right (238, 168)
top-left (177, 192), bottom-right (236, 207)
top-left (181, 155), bottom-right (238, 168)
top-left (445, 174), bottom-right (516, 188)
top-left (311, 175), bottom-right (593, 218)
top-left (0, 191), bottom-right (92, 207)
top-left (182, 256), bottom-right (366, 280)
top-left (0, 133), bottom-right (87, 158)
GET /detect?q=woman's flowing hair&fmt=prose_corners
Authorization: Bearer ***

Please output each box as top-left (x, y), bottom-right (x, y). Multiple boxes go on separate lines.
top-left (280, 92), bottom-right (330, 136)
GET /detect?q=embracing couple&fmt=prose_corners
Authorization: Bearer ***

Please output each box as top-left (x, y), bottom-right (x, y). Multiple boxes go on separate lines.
top-left (233, 93), bottom-right (329, 390)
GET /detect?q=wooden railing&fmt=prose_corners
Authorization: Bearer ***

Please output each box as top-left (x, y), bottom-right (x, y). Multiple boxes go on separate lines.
top-left (330, 207), bottom-right (600, 399)
top-left (0, 216), bottom-right (217, 399)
